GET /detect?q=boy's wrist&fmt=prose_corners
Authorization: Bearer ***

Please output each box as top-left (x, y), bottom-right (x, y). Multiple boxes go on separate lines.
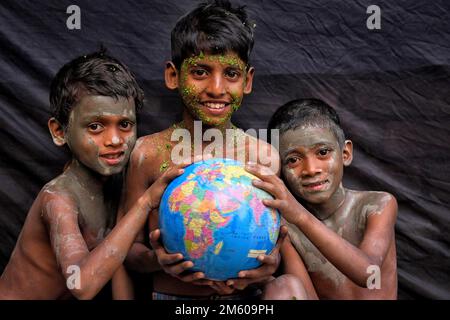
top-left (291, 204), bottom-right (309, 228)
top-left (137, 192), bottom-right (156, 212)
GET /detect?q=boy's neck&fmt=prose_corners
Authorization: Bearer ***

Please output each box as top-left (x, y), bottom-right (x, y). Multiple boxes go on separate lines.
top-left (65, 159), bottom-right (106, 193)
top-left (307, 184), bottom-right (347, 221)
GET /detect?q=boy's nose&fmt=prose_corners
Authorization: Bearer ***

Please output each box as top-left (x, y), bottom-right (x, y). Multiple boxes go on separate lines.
top-left (301, 158), bottom-right (322, 177)
top-left (206, 74), bottom-right (226, 97)
top-left (105, 129), bottom-right (123, 146)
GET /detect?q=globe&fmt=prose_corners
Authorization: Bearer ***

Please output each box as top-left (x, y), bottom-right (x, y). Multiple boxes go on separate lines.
top-left (159, 158), bottom-right (280, 281)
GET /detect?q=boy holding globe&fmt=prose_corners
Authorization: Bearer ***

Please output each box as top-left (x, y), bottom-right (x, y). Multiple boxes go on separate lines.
top-left (119, 0), bottom-right (284, 299)
top-left (248, 99), bottom-right (398, 299)
top-left (0, 51), bottom-right (186, 299)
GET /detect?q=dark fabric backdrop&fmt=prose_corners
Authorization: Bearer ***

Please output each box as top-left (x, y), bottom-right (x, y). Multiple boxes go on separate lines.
top-left (0, 0), bottom-right (449, 299)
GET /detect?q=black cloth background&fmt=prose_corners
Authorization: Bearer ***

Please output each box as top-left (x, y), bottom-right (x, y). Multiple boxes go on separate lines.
top-left (0, 0), bottom-right (448, 299)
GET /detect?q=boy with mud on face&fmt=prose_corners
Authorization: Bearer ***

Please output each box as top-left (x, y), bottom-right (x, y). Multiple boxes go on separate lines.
top-left (248, 99), bottom-right (398, 299)
top-left (0, 51), bottom-right (186, 299)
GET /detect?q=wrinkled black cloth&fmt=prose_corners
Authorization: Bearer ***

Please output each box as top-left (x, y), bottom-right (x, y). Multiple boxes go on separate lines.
top-left (0, 0), bottom-right (448, 299)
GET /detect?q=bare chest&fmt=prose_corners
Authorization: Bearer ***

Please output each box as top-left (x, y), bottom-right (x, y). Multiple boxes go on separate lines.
top-left (77, 197), bottom-right (114, 250)
top-left (287, 209), bottom-right (367, 287)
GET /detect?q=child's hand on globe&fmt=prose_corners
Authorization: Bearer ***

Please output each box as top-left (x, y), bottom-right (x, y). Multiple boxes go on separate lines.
top-left (149, 229), bottom-right (206, 282)
top-left (226, 225), bottom-right (288, 290)
top-left (245, 162), bottom-right (307, 226)
top-left (145, 163), bottom-right (189, 210)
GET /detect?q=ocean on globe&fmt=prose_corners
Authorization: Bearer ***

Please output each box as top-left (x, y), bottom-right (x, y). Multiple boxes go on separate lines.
top-left (159, 158), bottom-right (280, 281)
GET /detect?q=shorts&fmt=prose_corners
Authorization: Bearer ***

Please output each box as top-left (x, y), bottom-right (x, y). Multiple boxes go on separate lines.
top-left (152, 288), bottom-right (262, 300)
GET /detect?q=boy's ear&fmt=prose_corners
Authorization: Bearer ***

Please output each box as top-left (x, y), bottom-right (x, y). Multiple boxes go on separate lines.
top-left (243, 66), bottom-right (255, 94)
top-left (48, 117), bottom-right (66, 146)
top-left (165, 61), bottom-right (179, 90)
top-left (342, 140), bottom-right (353, 166)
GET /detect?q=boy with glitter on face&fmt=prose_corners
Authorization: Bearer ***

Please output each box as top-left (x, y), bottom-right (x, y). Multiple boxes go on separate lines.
top-left (119, 0), bottom-right (286, 299)
top-left (0, 51), bottom-right (187, 299)
top-left (247, 99), bottom-right (398, 299)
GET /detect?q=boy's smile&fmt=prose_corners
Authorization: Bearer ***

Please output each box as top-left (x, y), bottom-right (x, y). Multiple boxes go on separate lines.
top-left (168, 52), bottom-right (254, 128)
top-left (64, 95), bottom-right (137, 176)
top-left (279, 126), bottom-right (351, 209)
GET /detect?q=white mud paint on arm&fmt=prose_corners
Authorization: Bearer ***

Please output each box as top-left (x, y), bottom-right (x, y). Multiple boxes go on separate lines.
top-left (44, 198), bottom-right (88, 268)
top-left (287, 223), bottom-right (346, 287)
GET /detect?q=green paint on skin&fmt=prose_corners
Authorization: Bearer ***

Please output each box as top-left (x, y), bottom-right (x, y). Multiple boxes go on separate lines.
top-left (230, 92), bottom-right (242, 112)
top-left (160, 160), bottom-right (169, 172)
top-left (179, 53), bottom-right (247, 127)
top-left (181, 52), bottom-right (247, 71)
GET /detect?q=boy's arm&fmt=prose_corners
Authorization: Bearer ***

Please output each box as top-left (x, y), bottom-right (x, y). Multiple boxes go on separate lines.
top-left (118, 139), bottom-right (162, 273)
top-left (246, 163), bottom-right (397, 288)
top-left (281, 237), bottom-right (318, 299)
top-left (121, 140), bottom-right (202, 279)
top-left (111, 265), bottom-right (134, 300)
top-left (289, 195), bottom-right (397, 288)
top-left (42, 166), bottom-right (183, 300)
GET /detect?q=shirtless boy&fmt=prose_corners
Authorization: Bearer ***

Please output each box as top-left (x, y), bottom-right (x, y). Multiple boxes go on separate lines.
top-left (248, 99), bottom-right (398, 299)
top-left (121, 0), bottom-right (284, 299)
top-left (0, 51), bottom-right (185, 299)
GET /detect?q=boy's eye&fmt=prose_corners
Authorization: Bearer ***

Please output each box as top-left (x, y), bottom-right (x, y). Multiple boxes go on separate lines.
top-left (318, 148), bottom-right (331, 157)
top-left (191, 69), bottom-right (208, 77)
top-left (88, 123), bottom-right (103, 133)
top-left (225, 69), bottom-right (241, 79)
top-left (119, 120), bottom-right (134, 130)
top-left (285, 157), bottom-right (301, 167)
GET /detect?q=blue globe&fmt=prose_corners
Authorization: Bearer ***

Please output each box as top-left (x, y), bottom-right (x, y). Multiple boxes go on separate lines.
top-left (159, 158), bottom-right (280, 280)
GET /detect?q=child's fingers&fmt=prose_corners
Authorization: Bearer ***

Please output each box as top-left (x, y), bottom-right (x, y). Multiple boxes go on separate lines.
top-left (149, 229), bottom-right (161, 243)
top-left (237, 267), bottom-right (266, 280)
top-left (227, 278), bottom-right (254, 290)
top-left (256, 253), bottom-right (277, 267)
top-left (274, 225), bottom-right (288, 249)
top-left (262, 198), bottom-right (283, 209)
top-left (178, 271), bottom-right (206, 283)
top-left (252, 179), bottom-right (277, 196)
top-left (231, 276), bottom-right (275, 290)
top-left (244, 227), bottom-right (285, 273)
top-left (245, 163), bottom-right (277, 181)
top-left (160, 167), bottom-right (185, 184)
top-left (158, 252), bottom-right (185, 266)
top-left (209, 281), bottom-right (235, 295)
top-left (165, 260), bottom-right (194, 276)
top-left (149, 229), bottom-right (184, 265)
top-left (191, 279), bottom-right (214, 286)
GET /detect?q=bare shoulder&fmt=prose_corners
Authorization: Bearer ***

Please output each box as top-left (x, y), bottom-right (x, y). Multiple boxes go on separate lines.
top-left (129, 129), bottom-right (173, 175)
top-left (40, 175), bottom-right (79, 222)
top-left (130, 132), bottom-right (166, 163)
top-left (353, 190), bottom-right (397, 219)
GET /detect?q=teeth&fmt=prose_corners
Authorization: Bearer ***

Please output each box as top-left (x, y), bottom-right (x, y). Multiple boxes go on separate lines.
top-left (305, 181), bottom-right (326, 187)
top-left (103, 153), bottom-right (121, 159)
top-left (204, 102), bottom-right (226, 109)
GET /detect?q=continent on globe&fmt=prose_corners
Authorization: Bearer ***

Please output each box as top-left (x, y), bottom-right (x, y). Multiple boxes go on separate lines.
top-left (159, 158), bottom-right (280, 280)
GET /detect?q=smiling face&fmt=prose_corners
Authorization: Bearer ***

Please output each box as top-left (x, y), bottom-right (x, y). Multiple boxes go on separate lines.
top-left (166, 52), bottom-right (254, 127)
top-left (280, 126), bottom-right (352, 206)
top-left (62, 95), bottom-right (137, 176)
